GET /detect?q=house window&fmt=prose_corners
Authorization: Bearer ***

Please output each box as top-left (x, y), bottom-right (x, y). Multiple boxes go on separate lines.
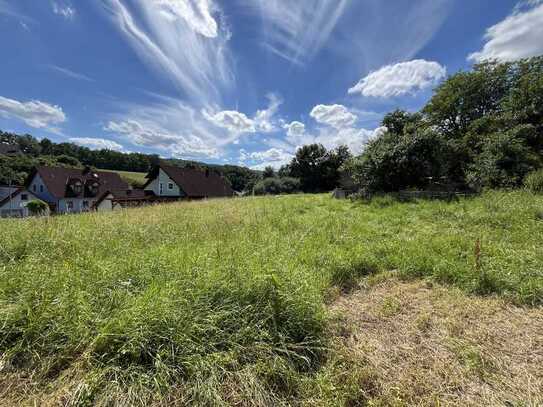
top-left (67, 201), bottom-right (74, 211)
top-left (33, 184), bottom-right (36, 192)
top-left (168, 182), bottom-right (174, 190)
top-left (40, 185), bottom-right (44, 193)
top-left (159, 183), bottom-right (164, 194)
top-left (21, 194), bottom-right (28, 201)
top-left (82, 201), bottom-right (89, 210)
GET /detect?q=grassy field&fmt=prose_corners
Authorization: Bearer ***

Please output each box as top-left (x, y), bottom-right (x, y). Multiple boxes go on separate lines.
top-left (1, 192), bottom-right (542, 405)
top-left (100, 169), bottom-right (148, 188)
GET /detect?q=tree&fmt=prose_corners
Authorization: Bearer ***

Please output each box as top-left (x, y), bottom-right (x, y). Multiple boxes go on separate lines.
top-left (253, 177), bottom-right (300, 195)
top-left (424, 61), bottom-right (510, 139)
top-left (287, 144), bottom-right (351, 192)
top-left (467, 126), bottom-right (540, 189)
top-left (262, 166), bottom-right (275, 179)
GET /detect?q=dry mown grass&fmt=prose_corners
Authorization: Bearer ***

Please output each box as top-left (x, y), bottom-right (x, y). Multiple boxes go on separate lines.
top-left (329, 276), bottom-right (543, 406)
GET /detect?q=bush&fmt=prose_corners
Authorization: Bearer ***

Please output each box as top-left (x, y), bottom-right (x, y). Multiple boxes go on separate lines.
top-left (253, 177), bottom-right (301, 195)
top-left (26, 199), bottom-right (49, 216)
top-left (467, 127), bottom-right (538, 190)
top-left (524, 169), bottom-right (543, 193)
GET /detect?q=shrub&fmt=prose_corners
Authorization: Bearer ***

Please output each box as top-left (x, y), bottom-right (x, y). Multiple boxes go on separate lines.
top-left (253, 177), bottom-right (301, 195)
top-left (524, 169), bottom-right (543, 193)
top-left (26, 199), bottom-right (49, 216)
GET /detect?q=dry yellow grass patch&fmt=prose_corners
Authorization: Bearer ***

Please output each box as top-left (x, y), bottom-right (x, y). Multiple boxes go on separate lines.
top-left (329, 277), bottom-right (543, 406)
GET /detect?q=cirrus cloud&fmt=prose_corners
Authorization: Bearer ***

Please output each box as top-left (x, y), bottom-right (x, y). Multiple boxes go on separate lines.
top-left (348, 59), bottom-right (446, 98)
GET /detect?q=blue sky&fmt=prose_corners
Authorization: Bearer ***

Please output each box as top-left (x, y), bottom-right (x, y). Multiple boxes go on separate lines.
top-left (1, 0), bottom-right (542, 169)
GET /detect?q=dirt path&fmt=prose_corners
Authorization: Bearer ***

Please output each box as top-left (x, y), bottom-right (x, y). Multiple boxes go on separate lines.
top-left (329, 278), bottom-right (543, 406)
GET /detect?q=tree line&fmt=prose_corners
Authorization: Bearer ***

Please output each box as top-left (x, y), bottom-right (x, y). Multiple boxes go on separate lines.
top-left (0, 132), bottom-right (260, 191)
top-left (345, 56), bottom-right (543, 193)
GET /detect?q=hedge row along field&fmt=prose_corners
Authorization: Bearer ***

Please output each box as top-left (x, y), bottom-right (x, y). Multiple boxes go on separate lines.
top-left (1, 192), bottom-right (542, 405)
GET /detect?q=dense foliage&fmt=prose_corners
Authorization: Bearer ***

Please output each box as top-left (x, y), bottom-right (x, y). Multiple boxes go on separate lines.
top-left (280, 144), bottom-right (351, 192)
top-left (0, 131), bottom-right (260, 191)
top-left (253, 176), bottom-right (301, 195)
top-left (347, 57), bottom-right (543, 192)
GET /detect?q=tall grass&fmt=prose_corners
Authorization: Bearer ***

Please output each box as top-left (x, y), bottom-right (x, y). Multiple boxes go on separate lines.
top-left (1, 191), bottom-right (542, 404)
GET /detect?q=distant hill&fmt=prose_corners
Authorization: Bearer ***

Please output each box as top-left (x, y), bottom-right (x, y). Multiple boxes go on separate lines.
top-left (0, 130), bottom-right (261, 192)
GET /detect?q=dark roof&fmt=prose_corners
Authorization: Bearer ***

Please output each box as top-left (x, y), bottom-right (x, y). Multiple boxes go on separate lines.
top-left (93, 188), bottom-right (150, 208)
top-left (147, 164), bottom-right (234, 198)
top-left (107, 189), bottom-right (148, 200)
top-left (30, 166), bottom-right (129, 199)
top-left (0, 187), bottom-right (35, 207)
top-left (0, 143), bottom-right (21, 155)
top-left (0, 187), bottom-right (22, 207)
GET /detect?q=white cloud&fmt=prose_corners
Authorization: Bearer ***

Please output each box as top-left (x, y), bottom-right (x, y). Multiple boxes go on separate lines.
top-left (0, 96), bottom-right (66, 129)
top-left (244, 0), bottom-right (349, 65)
top-left (203, 110), bottom-right (255, 133)
top-left (105, 118), bottom-right (219, 158)
top-left (348, 59), bottom-right (446, 98)
top-left (240, 147), bottom-right (293, 169)
top-left (47, 65), bottom-right (94, 82)
top-left (468, 2), bottom-right (543, 62)
top-left (204, 93), bottom-right (282, 135)
top-left (103, 0), bottom-right (233, 104)
top-left (104, 98), bottom-right (230, 159)
top-left (310, 104), bottom-right (357, 128)
top-left (52, 2), bottom-right (76, 19)
top-left (312, 126), bottom-right (383, 155)
top-left (69, 137), bottom-right (124, 151)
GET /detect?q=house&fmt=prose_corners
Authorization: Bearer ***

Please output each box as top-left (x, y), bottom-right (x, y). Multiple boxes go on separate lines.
top-left (0, 143), bottom-right (21, 156)
top-left (94, 189), bottom-right (149, 212)
top-left (0, 185), bottom-right (43, 218)
top-left (143, 164), bottom-right (234, 199)
top-left (25, 166), bottom-right (129, 214)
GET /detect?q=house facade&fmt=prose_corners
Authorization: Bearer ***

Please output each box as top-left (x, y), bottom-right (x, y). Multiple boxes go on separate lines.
top-left (25, 166), bottom-right (129, 214)
top-left (144, 164), bottom-right (233, 199)
top-left (94, 189), bottom-right (149, 212)
top-left (0, 186), bottom-right (42, 218)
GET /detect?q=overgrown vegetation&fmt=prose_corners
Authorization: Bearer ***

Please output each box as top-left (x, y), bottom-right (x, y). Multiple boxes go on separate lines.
top-left (1, 191), bottom-right (542, 405)
top-left (346, 56), bottom-right (543, 192)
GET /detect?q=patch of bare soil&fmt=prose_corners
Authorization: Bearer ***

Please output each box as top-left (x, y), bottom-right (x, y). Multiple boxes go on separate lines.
top-left (330, 278), bottom-right (543, 406)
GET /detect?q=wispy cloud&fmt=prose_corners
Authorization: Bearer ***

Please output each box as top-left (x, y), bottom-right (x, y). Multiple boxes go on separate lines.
top-left (469, 1), bottom-right (543, 62)
top-left (0, 95), bottom-right (66, 132)
top-left (243, 0), bottom-right (349, 65)
top-left (52, 1), bottom-right (76, 20)
top-left (0, 0), bottom-right (35, 23)
top-left (102, 0), bottom-right (234, 105)
top-left (47, 65), bottom-right (95, 82)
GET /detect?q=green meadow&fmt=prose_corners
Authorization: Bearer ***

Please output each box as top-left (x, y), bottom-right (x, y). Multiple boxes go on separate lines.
top-left (1, 192), bottom-right (542, 405)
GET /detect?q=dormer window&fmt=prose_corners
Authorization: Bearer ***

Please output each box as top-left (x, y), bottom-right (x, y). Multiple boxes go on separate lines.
top-left (85, 180), bottom-right (100, 197)
top-left (73, 182), bottom-right (83, 195)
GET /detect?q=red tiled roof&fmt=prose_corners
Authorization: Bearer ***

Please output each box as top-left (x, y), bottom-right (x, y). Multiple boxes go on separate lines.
top-left (154, 164), bottom-right (234, 198)
top-left (31, 166), bottom-right (129, 199)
